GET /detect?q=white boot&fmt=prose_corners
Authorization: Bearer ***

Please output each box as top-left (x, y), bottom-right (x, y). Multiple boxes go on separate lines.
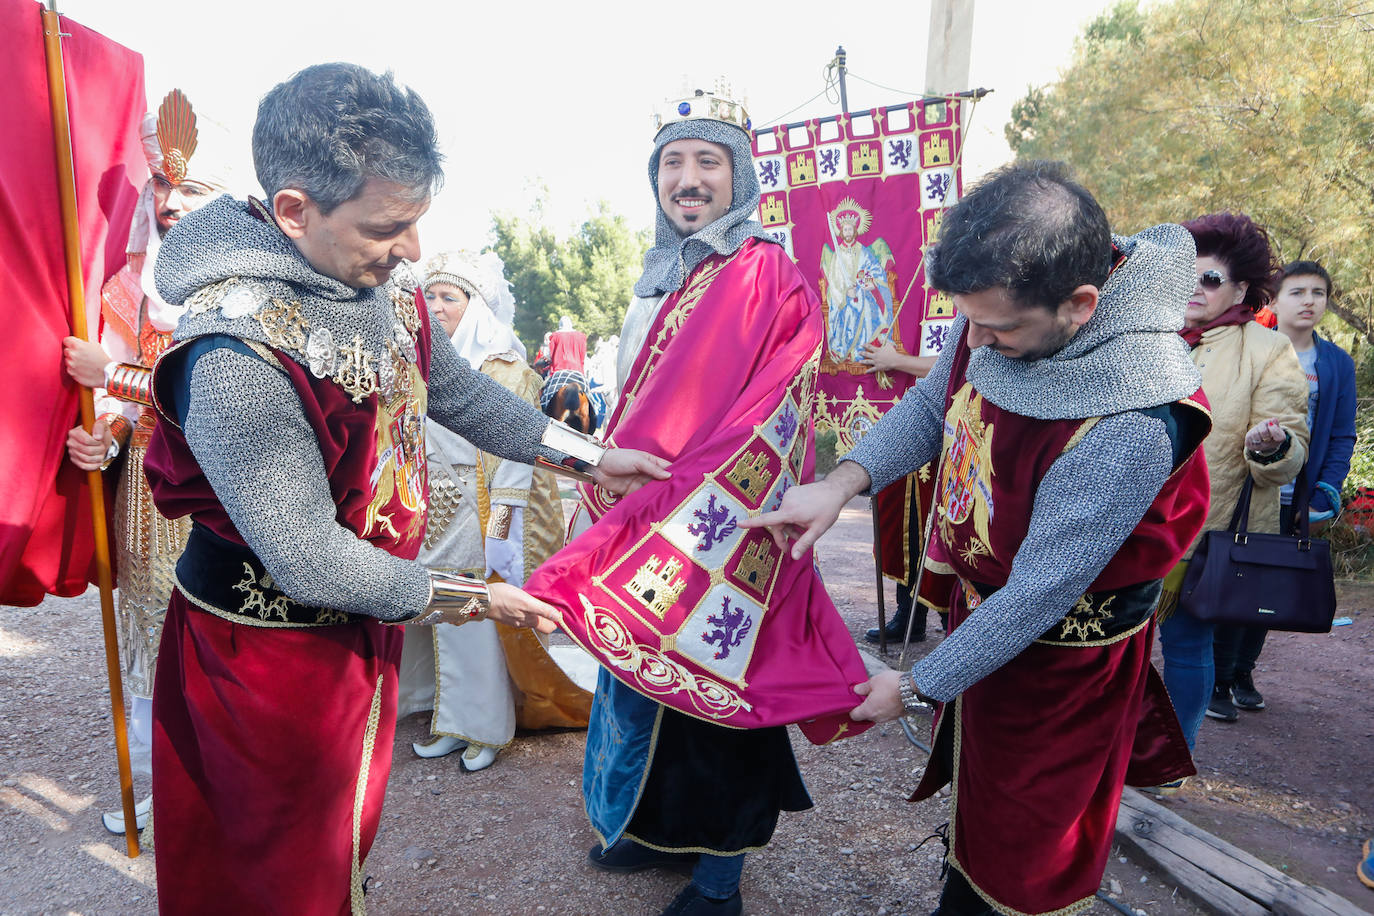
top-left (460, 745), bottom-right (498, 772)
top-left (412, 735), bottom-right (466, 759)
top-left (101, 794), bottom-right (152, 835)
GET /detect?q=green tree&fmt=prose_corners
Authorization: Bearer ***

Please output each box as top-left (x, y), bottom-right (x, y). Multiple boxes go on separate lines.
top-left (491, 198), bottom-right (650, 352)
top-left (1007, 0), bottom-right (1374, 348)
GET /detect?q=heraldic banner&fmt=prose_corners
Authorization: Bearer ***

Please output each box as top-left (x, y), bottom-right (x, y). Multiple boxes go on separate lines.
top-left (751, 99), bottom-right (964, 454)
top-left (0, 0), bottom-right (147, 606)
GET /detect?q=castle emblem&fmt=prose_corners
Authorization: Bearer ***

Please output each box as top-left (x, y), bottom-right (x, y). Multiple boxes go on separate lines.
top-left (625, 554), bottom-right (688, 619)
top-left (734, 540), bottom-right (777, 592)
top-left (849, 142), bottom-right (881, 175)
top-left (922, 133), bottom-right (951, 167)
top-left (726, 451), bottom-right (772, 503)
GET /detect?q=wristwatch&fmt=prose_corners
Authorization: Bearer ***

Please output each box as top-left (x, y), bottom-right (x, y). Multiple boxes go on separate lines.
top-left (898, 673), bottom-right (935, 715)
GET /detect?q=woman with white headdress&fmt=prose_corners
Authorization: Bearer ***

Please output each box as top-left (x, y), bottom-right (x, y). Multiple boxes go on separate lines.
top-left (397, 250), bottom-right (592, 771)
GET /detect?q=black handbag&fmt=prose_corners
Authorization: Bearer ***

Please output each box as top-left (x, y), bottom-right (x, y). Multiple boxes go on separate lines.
top-left (1177, 471), bottom-right (1337, 633)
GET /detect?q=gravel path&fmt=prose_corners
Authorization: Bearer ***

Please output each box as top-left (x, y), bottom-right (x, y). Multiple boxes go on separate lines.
top-left (2, 499), bottom-right (1367, 914)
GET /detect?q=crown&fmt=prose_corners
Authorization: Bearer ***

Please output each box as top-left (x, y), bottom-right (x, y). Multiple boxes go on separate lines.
top-left (156, 89), bottom-right (199, 184)
top-left (654, 86), bottom-right (751, 136)
top-left (829, 197), bottom-right (872, 237)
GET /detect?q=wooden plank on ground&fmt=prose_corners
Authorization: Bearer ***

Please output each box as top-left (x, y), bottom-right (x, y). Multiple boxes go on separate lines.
top-left (1115, 788), bottom-right (1370, 916)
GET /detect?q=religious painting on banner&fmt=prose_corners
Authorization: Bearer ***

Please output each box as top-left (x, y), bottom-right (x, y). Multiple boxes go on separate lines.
top-left (751, 99), bottom-right (964, 454)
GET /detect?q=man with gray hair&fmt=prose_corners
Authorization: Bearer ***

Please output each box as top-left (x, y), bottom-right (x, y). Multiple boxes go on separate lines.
top-left (141, 63), bottom-right (667, 913)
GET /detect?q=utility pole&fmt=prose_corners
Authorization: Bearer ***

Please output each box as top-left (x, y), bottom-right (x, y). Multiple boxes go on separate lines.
top-left (925, 0), bottom-right (975, 94)
top-left (834, 45), bottom-right (849, 114)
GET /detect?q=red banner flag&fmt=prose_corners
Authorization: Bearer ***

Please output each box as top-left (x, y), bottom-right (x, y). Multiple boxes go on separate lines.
top-left (751, 100), bottom-right (965, 453)
top-left (0, 0), bottom-right (147, 606)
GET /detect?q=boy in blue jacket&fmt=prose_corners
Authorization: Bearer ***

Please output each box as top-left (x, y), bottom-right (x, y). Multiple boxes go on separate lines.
top-left (1214, 260), bottom-right (1357, 712)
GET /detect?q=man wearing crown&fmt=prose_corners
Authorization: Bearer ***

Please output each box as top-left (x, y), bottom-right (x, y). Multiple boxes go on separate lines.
top-left (523, 91), bottom-right (872, 916)
top-left (136, 63), bottom-right (667, 914)
top-left (748, 162), bottom-right (1212, 915)
top-left (61, 89), bottom-right (234, 836)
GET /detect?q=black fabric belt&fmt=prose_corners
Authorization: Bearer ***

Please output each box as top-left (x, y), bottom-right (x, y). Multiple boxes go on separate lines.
top-left (963, 578), bottom-right (1163, 646)
top-left (176, 523), bottom-right (364, 628)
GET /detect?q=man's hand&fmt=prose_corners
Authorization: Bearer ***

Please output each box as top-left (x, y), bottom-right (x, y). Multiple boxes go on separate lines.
top-left (591, 448), bottom-right (671, 497)
top-left (66, 420), bottom-right (112, 471)
top-left (861, 341), bottom-right (936, 378)
top-left (738, 461), bottom-right (870, 560)
top-left (487, 582), bottom-right (562, 634)
top-left (1244, 418), bottom-right (1286, 455)
top-left (63, 336), bottom-right (110, 388)
top-left (849, 669), bottom-right (905, 723)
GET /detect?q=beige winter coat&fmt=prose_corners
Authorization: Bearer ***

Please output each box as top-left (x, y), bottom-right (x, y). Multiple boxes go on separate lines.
top-left (1185, 321), bottom-right (1310, 558)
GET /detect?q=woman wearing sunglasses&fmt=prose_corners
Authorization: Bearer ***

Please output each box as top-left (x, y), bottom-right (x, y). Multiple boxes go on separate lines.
top-left (1154, 211), bottom-right (1310, 770)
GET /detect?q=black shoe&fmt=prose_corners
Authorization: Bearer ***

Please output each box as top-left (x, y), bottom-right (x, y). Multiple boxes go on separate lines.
top-left (588, 840), bottom-right (697, 876)
top-left (660, 884), bottom-right (743, 916)
top-left (1232, 671), bottom-right (1265, 710)
top-left (865, 607), bottom-right (925, 644)
top-left (1205, 683), bottom-right (1238, 722)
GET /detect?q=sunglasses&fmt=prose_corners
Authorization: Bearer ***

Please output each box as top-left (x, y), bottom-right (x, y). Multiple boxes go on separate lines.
top-left (1197, 269), bottom-right (1229, 290)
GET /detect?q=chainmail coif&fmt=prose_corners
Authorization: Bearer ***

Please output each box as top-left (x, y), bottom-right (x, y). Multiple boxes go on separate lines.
top-left (965, 223), bottom-right (1202, 420)
top-left (148, 196), bottom-right (557, 620)
top-left (634, 119), bottom-right (776, 298)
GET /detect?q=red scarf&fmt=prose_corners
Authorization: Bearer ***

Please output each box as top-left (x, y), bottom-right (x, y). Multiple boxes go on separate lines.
top-left (1179, 302), bottom-right (1253, 347)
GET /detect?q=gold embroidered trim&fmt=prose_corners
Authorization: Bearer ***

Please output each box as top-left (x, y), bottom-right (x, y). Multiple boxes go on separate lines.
top-left (191, 277), bottom-right (421, 404)
top-left (256, 297), bottom-right (310, 351)
top-left (588, 704), bottom-right (666, 853)
top-left (621, 831), bottom-right (773, 858)
top-left (174, 574), bottom-right (349, 629)
top-left (944, 697), bottom-right (1099, 916)
top-left (577, 594), bottom-right (751, 722)
top-left (350, 675), bottom-right (385, 916)
top-left (242, 339), bottom-right (287, 372)
top-left (1034, 615), bottom-right (1149, 649)
top-left (1059, 417), bottom-right (1101, 455)
top-left (621, 251), bottom-right (741, 407)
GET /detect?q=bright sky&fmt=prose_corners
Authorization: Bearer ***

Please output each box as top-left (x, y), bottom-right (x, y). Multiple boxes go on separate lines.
top-left (58, 0), bottom-right (1115, 251)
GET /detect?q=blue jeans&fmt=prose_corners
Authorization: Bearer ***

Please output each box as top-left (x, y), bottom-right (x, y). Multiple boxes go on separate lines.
top-left (692, 853), bottom-right (745, 899)
top-left (1158, 609), bottom-right (1214, 750)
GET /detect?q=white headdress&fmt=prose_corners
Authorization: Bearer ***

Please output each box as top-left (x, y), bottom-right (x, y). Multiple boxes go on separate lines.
top-left (421, 250), bottom-right (526, 363)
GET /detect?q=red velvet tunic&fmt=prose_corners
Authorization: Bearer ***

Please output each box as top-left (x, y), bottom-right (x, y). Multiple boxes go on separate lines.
top-left (143, 290), bottom-right (431, 916)
top-left (913, 328), bottom-right (1210, 915)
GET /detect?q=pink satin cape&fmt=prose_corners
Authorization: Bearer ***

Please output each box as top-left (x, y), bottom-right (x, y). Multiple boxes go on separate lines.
top-left (524, 239), bottom-right (871, 744)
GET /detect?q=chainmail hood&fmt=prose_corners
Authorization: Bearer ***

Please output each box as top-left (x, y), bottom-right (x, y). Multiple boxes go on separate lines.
top-left (633, 119), bottom-right (776, 297)
top-left (964, 223), bottom-right (1202, 419)
top-left (155, 196), bottom-right (418, 384)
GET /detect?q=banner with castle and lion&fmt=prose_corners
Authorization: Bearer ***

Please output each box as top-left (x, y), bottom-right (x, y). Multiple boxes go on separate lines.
top-left (751, 99), bottom-right (964, 455)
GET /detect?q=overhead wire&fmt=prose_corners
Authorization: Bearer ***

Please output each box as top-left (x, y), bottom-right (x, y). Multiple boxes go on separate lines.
top-left (755, 55), bottom-right (843, 132)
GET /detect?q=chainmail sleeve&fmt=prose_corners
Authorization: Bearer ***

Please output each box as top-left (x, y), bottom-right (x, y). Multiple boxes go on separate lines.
top-left (910, 410), bottom-right (1175, 701)
top-left (181, 346), bottom-right (431, 621)
top-left (841, 321), bottom-right (960, 494)
top-left (425, 326), bottom-right (562, 466)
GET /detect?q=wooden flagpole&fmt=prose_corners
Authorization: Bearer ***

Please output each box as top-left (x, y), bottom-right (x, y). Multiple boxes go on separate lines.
top-left (40, 0), bottom-right (141, 858)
